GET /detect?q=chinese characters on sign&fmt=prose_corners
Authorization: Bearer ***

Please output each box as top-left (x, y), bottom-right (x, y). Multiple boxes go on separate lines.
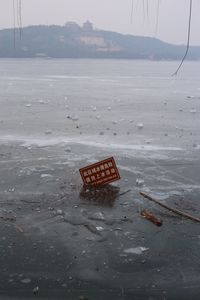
top-left (79, 157), bottom-right (120, 186)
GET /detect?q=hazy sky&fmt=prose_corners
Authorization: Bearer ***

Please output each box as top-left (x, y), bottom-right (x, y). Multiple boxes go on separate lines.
top-left (0, 0), bottom-right (200, 45)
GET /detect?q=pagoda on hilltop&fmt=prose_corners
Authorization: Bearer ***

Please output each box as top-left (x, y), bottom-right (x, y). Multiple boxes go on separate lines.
top-left (82, 20), bottom-right (94, 32)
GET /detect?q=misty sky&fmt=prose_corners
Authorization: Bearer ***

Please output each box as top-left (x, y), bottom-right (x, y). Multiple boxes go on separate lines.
top-left (0, 0), bottom-right (200, 45)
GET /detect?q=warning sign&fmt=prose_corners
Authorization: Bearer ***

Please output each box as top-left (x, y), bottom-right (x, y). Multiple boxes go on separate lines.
top-left (79, 157), bottom-right (120, 186)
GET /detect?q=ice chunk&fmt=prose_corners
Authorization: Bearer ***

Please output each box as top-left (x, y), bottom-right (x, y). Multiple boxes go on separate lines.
top-left (65, 147), bottom-right (71, 152)
top-left (96, 115), bottom-right (101, 119)
top-left (38, 100), bottom-right (45, 104)
top-left (33, 286), bottom-right (39, 295)
top-left (64, 212), bottom-right (87, 225)
top-left (26, 104), bottom-right (31, 108)
top-left (107, 106), bottom-right (112, 111)
top-left (136, 178), bottom-right (144, 186)
top-left (88, 212), bottom-right (105, 221)
top-left (145, 140), bottom-right (151, 144)
top-left (40, 174), bottom-right (53, 178)
top-left (96, 226), bottom-right (104, 231)
top-left (84, 223), bottom-right (101, 236)
top-left (92, 106), bottom-right (97, 111)
top-left (21, 278), bottom-right (32, 284)
top-left (55, 209), bottom-right (64, 216)
top-left (137, 123), bottom-right (143, 129)
top-left (124, 247), bottom-right (149, 255)
top-left (190, 109), bottom-right (197, 114)
top-left (45, 130), bottom-right (52, 135)
top-left (71, 115), bottom-right (79, 121)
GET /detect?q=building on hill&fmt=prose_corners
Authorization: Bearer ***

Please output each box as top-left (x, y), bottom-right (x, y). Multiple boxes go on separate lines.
top-left (65, 21), bottom-right (81, 33)
top-left (82, 20), bottom-right (93, 32)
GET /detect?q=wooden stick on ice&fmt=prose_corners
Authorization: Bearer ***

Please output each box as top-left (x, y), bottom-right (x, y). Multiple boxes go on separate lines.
top-left (140, 191), bottom-right (200, 223)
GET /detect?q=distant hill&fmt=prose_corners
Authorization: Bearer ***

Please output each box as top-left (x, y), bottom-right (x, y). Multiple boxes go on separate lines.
top-left (0, 21), bottom-right (200, 60)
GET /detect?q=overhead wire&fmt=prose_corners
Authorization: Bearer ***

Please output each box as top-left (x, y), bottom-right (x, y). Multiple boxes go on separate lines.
top-left (12, 0), bottom-right (23, 47)
top-left (130, 0), bottom-right (134, 24)
top-left (146, 0), bottom-right (149, 24)
top-left (155, 0), bottom-right (160, 36)
top-left (19, 0), bottom-right (23, 38)
top-left (12, 0), bottom-right (16, 47)
top-left (172, 0), bottom-right (193, 76)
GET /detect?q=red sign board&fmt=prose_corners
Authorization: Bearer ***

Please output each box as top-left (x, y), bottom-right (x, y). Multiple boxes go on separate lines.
top-left (79, 157), bottom-right (120, 186)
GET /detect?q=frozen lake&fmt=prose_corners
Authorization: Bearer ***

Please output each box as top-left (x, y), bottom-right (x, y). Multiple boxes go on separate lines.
top-left (0, 59), bottom-right (200, 151)
top-left (0, 59), bottom-right (200, 299)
